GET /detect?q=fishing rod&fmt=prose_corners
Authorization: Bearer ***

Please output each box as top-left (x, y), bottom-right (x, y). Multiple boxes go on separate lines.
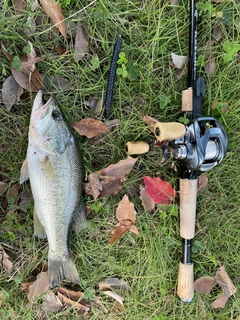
top-left (126, 0), bottom-right (228, 302)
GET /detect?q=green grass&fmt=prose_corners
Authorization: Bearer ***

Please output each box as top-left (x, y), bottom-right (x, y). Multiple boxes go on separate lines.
top-left (1, 0), bottom-right (240, 319)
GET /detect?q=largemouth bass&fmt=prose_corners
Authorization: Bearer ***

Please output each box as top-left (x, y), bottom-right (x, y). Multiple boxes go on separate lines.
top-left (20, 90), bottom-right (87, 288)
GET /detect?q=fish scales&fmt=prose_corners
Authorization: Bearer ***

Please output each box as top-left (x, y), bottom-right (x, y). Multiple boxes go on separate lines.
top-left (20, 90), bottom-right (87, 287)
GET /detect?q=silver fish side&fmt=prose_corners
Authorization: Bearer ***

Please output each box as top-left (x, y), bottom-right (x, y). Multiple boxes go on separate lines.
top-left (20, 90), bottom-right (87, 288)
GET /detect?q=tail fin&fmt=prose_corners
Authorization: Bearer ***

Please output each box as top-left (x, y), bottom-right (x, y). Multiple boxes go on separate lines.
top-left (48, 252), bottom-right (80, 288)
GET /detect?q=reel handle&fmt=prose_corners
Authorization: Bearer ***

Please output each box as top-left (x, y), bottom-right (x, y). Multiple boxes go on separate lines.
top-left (177, 178), bottom-right (198, 302)
top-left (154, 122), bottom-right (186, 141)
top-left (126, 141), bottom-right (150, 155)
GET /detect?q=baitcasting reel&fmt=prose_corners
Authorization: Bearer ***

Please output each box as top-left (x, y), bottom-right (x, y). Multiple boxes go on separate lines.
top-left (154, 117), bottom-right (228, 172)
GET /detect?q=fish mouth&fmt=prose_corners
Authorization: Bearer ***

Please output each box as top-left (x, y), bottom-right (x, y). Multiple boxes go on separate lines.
top-left (33, 90), bottom-right (54, 112)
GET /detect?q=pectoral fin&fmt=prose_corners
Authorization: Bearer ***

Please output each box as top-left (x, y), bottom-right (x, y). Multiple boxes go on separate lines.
top-left (20, 159), bottom-right (29, 184)
top-left (34, 208), bottom-right (47, 239)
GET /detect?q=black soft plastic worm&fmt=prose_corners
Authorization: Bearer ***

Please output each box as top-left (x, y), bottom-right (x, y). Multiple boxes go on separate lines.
top-left (104, 36), bottom-right (122, 119)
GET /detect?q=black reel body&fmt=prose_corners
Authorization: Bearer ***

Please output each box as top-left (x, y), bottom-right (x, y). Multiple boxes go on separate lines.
top-left (169, 118), bottom-right (228, 171)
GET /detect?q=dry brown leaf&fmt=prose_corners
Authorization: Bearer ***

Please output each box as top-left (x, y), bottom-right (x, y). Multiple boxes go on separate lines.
top-left (0, 182), bottom-right (8, 194)
top-left (204, 56), bottom-right (216, 76)
top-left (84, 97), bottom-right (104, 116)
top-left (42, 74), bottom-right (70, 93)
top-left (171, 53), bottom-right (188, 69)
top-left (110, 225), bottom-right (130, 245)
top-left (21, 282), bottom-right (34, 292)
top-left (87, 173), bottom-right (102, 199)
top-left (11, 67), bottom-right (43, 92)
top-left (193, 276), bottom-right (216, 294)
top-left (128, 224), bottom-right (139, 236)
top-left (57, 287), bottom-right (84, 302)
top-left (72, 118), bottom-right (110, 138)
top-left (7, 183), bottom-right (20, 202)
top-left (0, 291), bottom-right (3, 306)
top-left (215, 265), bottom-right (237, 298)
top-left (41, 292), bottom-right (63, 312)
top-left (142, 115), bottom-right (159, 132)
top-left (13, 0), bottom-right (27, 16)
top-left (211, 294), bottom-right (228, 309)
top-left (106, 119), bottom-right (120, 129)
top-left (116, 194), bottom-right (137, 223)
top-left (101, 290), bottom-right (124, 309)
top-left (213, 25), bottom-right (223, 41)
top-left (19, 185), bottom-right (33, 210)
top-left (0, 247), bottom-right (13, 272)
top-left (58, 292), bottom-right (90, 314)
top-left (2, 76), bottom-right (23, 111)
top-left (28, 272), bottom-right (49, 301)
top-left (97, 156), bottom-right (138, 179)
top-left (98, 278), bottom-right (130, 292)
top-left (74, 23), bottom-right (89, 61)
top-left (197, 173), bottom-right (208, 195)
top-left (39, 0), bottom-right (66, 37)
top-left (99, 178), bottom-right (123, 198)
top-left (140, 186), bottom-right (155, 213)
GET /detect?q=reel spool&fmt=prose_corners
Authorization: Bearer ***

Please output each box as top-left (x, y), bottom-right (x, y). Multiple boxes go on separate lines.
top-left (154, 117), bottom-right (228, 171)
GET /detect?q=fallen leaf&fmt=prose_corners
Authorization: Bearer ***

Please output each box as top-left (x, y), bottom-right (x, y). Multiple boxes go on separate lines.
top-left (0, 182), bottom-right (8, 194)
top-left (215, 265), bottom-right (237, 298)
top-left (42, 74), bottom-right (70, 93)
top-left (11, 67), bottom-right (43, 92)
top-left (213, 25), bottom-right (223, 41)
top-left (7, 183), bottom-right (20, 203)
top-left (19, 185), bottom-right (33, 210)
top-left (98, 278), bottom-right (130, 292)
top-left (142, 115), bottom-right (159, 132)
top-left (0, 291), bottom-right (3, 306)
top-left (194, 276), bottom-right (216, 294)
top-left (41, 292), bottom-right (63, 312)
top-left (101, 290), bottom-right (124, 309)
top-left (171, 53), bottom-right (188, 69)
top-left (143, 176), bottom-right (176, 205)
top-left (87, 174), bottom-right (102, 199)
top-left (106, 119), bottom-right (120, 129)
top-left (98, 178), bottom-right (123, 198)
top-left (110, 195), bottom-right (139, 245)
top-left (97, 156), bottom-right (138, 179)
top-left (21, 282), bottom-right (34, 292)
top-left (28, 272), bottom-right (49, 301)
top-left (84, 97), bottom-right (104, 116)
top-left (211, 294), bottom-right (228, 309)
top-left (23, 17), bottom-right (37, 35)
top-left (74, 23), bottom-right (89, 61)
top-left (39, 0), bottom-right (66, 37)
top-left (57, 287), bottom-right (85, 302)
top-left (58, 292), bottom-right (90, 314)
top-left (2, 76), bottom-right (23, 111)
top-left (204, 56), bottom-right (216, 76)
top-left (0, 247), bottom-right (13, 272)
top-left (140, 186), bottom-right (155, 213)
top-left (197, 174), bottom-right (208, 195)
top-left (116, 194), bottom-right (137, 223)
top-left (171, 0), bottom-right (179, 4)
top-left (13, 0), bottom-right (27, 16)
top-left (72, 118), bottom-right (110, 138)
top-left (110, 225), bottom-right (131, 245)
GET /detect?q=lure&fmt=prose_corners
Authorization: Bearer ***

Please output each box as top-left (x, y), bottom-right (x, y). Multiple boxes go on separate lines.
top-left (104, 36), bottom-right (122, 119)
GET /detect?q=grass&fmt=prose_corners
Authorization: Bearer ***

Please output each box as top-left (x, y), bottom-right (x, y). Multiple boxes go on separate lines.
top-left (1, 0), bottom-right (240, 319)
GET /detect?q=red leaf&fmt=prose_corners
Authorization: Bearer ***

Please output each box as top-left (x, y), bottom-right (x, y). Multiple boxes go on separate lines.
top-left (143, 176), bottom-right (176, 205)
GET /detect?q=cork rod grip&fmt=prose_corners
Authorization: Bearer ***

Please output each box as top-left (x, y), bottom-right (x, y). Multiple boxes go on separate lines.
top-left (154, 122), bottom-right (186, 142)
top-left (126, 141), bottom-right (150, 155)
top-left (177, 262), bottom-right (194, 302)
top-left (179, 178), bottom-right (198, 239)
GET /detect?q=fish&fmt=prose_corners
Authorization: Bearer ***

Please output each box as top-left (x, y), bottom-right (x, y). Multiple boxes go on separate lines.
top-left (20, 90), bottom-right (87, 288)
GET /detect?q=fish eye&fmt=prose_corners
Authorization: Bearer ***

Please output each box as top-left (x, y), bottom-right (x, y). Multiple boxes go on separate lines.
top-left (51, 110), bottom-right (62, 121)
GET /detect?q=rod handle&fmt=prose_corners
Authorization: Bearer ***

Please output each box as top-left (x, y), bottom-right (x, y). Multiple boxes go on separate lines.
top-left (177, 262), bottom-right (194, 302)
top-left (179, 178), bottom-right (198, 239)
top-left (126, 141), bottom-right (150, 155)
top-left (154, 122), bottom-right (186, 141)
top-left (182, 88), bottom-right (193, 112)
